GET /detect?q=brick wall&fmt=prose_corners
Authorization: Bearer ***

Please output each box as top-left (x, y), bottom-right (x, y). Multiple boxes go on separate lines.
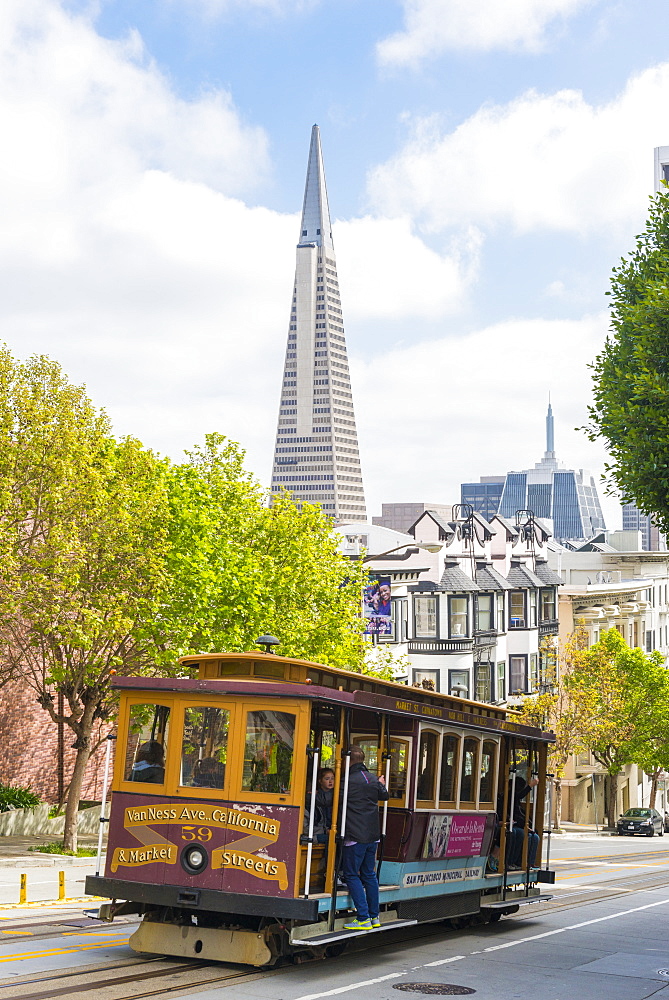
top-left (0, 677), bottom-right (113, 803)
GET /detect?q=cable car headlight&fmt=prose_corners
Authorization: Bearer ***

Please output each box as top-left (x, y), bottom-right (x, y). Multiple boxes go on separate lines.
top-left (181, 844), bottom-right (209, 874)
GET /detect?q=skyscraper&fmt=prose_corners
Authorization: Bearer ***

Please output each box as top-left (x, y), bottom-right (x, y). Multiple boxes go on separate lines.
top-left (497, 402), bottom-right (606, 542)
top-left (270, 126), bottom-right (366, 522)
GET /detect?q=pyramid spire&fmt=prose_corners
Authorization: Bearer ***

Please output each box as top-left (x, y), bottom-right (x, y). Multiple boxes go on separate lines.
top-left (271, 127), bottom-right (366, 522)
top-left (299, 125), bottom-right (334, 253)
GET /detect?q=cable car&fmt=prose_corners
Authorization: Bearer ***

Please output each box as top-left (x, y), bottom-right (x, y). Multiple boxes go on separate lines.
top-left (86, 645), bottom-right (556, 966)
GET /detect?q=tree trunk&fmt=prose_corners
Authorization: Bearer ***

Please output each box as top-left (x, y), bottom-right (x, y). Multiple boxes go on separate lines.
top-left (554, 777), bottom-right (563, 830)
top-left (649, 771), bottom-right (659, 809)
top-left (63, 733), bottom-right (93, 854)
top-left (606, 773), bottom-right (619, 829)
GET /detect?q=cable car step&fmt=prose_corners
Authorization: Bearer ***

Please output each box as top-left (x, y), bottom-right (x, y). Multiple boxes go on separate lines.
top-left (480, 894), bottom-right (553, 909)
top-left (291, 918), bottom-right (417, 946)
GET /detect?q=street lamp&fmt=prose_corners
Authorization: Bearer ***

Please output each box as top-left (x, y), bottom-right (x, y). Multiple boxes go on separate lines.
top-left (361, 541), bottom-right (442, 563)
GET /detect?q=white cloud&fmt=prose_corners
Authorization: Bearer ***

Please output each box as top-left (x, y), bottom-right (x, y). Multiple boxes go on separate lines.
top-left (0, 0), bottom-right (474, 492)
top-left (377, 0), bottom-right (592, 65)
top-left (369, 64), bottom-right (669, 237)
top-left (353, 312), bottom-right (621, 529)
top-left (334, 216), bottom-right (480, 322)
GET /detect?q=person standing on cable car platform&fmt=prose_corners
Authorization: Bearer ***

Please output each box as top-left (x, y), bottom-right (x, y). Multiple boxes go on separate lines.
top-left (340, 746), bottom-right (389, 932)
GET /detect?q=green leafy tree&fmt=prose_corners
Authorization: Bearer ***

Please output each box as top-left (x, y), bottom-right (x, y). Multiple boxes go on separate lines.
top-left (0, 350), bottom-right (170, 851)
top-left (588, 187), bottom-right (669, 529)
top-left (565, 629), bottom-right (668, 827)
top-left (157, 435), bottom-right (367, 670)
top-left (517, 630), bottom-right (592, 830)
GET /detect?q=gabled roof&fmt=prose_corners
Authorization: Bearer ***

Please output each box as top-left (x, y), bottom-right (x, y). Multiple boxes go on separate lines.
top-left (475, 561), bottom-right (513, 591)
top-left (491, 514), bottom-right (520, 538)
top-left (439, 561), bottom-right (480, 592)
top-left (409, 509), bottom-right (455, 541)
top-left (533, 560), bottom-right (564, 586)
top-left (506, 561), bottom-right (545, 589)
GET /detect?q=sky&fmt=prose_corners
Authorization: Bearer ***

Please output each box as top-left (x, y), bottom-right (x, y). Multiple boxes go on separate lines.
top-left (3, 1), bottom-right (669, 530)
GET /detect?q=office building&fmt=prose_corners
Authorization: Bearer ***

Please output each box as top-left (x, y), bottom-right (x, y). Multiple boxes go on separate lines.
top-left (654, 145), bottom-right (669, 191)
top-left (373, 502), bottom-right (453, 533)
top-left (622, 503), bottom-right (666, 552)
top-left (270, 126), bottom-right (366, 521)
top-left (460, 478), bottom-right (505, 521)
top-left (497, 403), bottom-right (606, 543)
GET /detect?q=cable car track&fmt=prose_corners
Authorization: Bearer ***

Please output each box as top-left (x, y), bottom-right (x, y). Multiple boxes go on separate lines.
top-left (5, 862), bottom-right (669, 1000)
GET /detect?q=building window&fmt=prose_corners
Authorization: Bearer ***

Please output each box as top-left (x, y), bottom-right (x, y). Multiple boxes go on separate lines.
top-left (509, 591), bottom-right (526, 629)
top-left (496, 593), bottom-right (505, 632)
top-left (529, 654), bottom-right (538, 692)
top-left (541, 588), bottom-right (556, 621)
top-left (449, 596), bottom-right (468, 637)
top-left (475, 660), bottom-right (492, 703)
top-left (509, 655), bottom-right (527, 694)
top-left (448, 669), bottom-right (469, 699)
top-left (497, 661), bottom-right (506, 702)
top-left (413, 669), bottom-right (439, 692)
top-left (476, 594), bottom-right (493, 632)
top-left (529, 590), bottom-right (537, 627)
top-left (414, 596), bottom-right (437, 638)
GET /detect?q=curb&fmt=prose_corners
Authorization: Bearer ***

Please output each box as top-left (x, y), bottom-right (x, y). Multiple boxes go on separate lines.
top-left (0, 856), bottom-right (103, 868)
top-left (0, 896), bottom-right (104, 910)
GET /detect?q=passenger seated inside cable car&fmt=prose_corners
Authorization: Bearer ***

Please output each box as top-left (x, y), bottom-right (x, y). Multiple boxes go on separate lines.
top-left (304, 767), bottom-right (335, 844)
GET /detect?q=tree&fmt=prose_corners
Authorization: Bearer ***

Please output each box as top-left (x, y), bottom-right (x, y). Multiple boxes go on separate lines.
top-left (0, 350), bottom-right (171, 851)
top-left (517, 631), bottom-right (592, 829)
top-left (157, 435), bottom-right (367, 670)
top-left (565, 629), bottom-right (668, 827)
top-left (587, 187), bottom-right (669, 531)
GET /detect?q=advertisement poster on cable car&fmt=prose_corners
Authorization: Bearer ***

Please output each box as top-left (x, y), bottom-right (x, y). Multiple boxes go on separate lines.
top-left (422, 813), bottom-right (487, 859)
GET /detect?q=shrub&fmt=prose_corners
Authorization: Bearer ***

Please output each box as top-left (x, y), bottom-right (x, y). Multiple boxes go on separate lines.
top-left (0, 783), bottom-right (41, 812)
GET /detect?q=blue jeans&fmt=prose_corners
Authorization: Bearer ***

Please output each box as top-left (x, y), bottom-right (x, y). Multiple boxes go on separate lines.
top-left (341, 842), bottom-right (379, 921)
top-left (508, 825), bottom-right (539, 867)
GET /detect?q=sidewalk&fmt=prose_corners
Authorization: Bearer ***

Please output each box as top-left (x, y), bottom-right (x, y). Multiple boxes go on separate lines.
top-left (0, 835), bottom-right (104, 867)
top-left (551, 822), bottom-right (613, 838)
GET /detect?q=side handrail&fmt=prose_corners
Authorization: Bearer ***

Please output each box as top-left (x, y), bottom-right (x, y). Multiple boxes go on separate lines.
top-left (95, 734), bottom-right (116, 878)
top-left (302, 746), bottom-right (320, 898)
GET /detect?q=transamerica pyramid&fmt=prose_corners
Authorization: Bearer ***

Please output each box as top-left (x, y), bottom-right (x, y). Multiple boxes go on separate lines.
top-left (270, 125), bottom-right (367, 522)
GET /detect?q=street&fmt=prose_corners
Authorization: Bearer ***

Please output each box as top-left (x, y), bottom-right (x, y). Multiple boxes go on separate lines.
top-left (1, 836), bottom-right (669, 999)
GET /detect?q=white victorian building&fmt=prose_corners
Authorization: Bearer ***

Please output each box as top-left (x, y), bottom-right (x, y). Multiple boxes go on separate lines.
top-left (336, 507), bottom-right (562, 705)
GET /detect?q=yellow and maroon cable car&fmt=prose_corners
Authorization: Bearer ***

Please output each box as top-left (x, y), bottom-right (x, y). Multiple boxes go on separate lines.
top-left (87, 644), bottom-right (555, 966)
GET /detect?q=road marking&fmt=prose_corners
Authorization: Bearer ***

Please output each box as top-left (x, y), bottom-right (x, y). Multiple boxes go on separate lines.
top-left (291, 895), bottom-right (669, 1000)
top-left (424, 956), bottom-right (466, 967)
top-left (482, 896), bottom-right (669, 953)
top-left (0, 938), bottom-right (129, 963)
top-left (0, 930), bottom-right (32, 935)
top-left (292, 972), bottom-right (407, 999)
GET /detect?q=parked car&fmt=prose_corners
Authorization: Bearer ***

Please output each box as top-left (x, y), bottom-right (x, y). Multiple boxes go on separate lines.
top-left (616, 807), bottom-right (664, 836)
top-left (664, 811), bottom-right (669, 833)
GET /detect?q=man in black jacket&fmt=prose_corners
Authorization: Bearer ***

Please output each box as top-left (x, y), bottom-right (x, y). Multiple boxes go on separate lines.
top-left (341, 746), bottom-right (389, 931)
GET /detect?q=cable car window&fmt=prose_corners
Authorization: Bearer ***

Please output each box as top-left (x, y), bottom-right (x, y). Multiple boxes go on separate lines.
top-left (242, 710), bottom-right (295, 793)
top-left (460, 737), bottom-right (479, 804)
top-left (479, 740), bottom-right (497, 804)
top-left (180, 707), bottom-right (230, 789)
top-left (388, 738), bottom-right (409, 804)
top-left (124, 704), bottom-right (170, 784)
top-left (439, 733), bottom-right (459, 805)
top-left (356, 738), bottom-right (379, 772)
top-left (416, 730), bottom-right (438, 805)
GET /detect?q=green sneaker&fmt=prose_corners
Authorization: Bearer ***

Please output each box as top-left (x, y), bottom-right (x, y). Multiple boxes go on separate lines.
top-left (343, 917), bottom-right (372, 931)
top-left (370, 917), bottom-right (381, 928)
